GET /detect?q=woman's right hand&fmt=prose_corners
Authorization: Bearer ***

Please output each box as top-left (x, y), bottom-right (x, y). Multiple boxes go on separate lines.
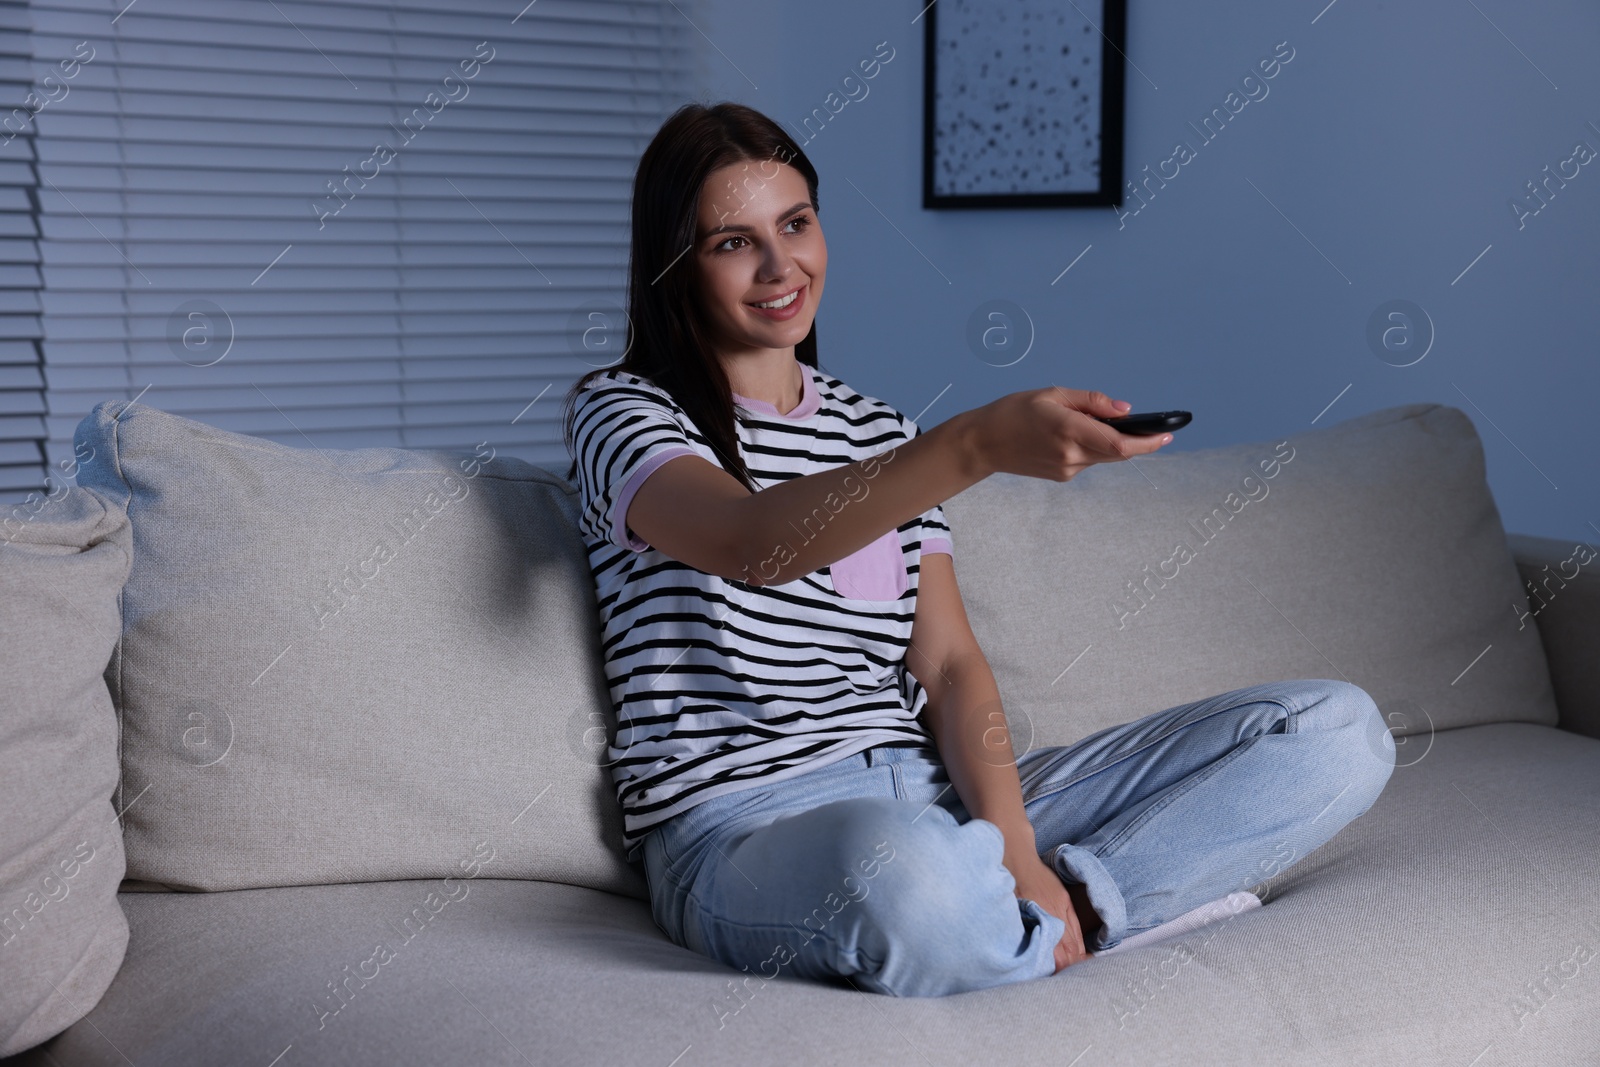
top-left (1011, 855), bottom-right (1094, 972)
top-left (969, 387), bottom-right (1171, 482)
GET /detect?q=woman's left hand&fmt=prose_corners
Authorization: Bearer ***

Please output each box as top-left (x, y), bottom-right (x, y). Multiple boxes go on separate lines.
top-left (1010, 855), bottom-right (1092, 971)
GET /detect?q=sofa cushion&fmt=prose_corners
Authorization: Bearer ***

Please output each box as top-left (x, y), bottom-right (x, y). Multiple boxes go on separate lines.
top-left (0, 487), bottom-right (131, 1056)
top-left (15, 723), bottom-right (1599, 1066)
top-left (943, 403), bottom-right (1559, 752)
top-left (1508, 532), bottom-right (1600, 739)
top-left (71, 400), bottom-right (643, 898)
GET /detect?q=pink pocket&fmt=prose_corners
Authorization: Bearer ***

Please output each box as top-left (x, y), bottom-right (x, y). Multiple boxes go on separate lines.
top-left (830, 529), bottom-right (909, 602)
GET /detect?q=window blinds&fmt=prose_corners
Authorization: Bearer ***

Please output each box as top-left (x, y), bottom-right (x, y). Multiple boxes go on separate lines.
top-left (21, 0), bottom-right (692, 495)
top-left (0, 0), bottom-right (42, 497)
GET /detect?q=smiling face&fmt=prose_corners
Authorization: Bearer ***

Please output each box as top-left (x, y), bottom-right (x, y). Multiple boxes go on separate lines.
top-left (691, 157), bottom-right (826, 364)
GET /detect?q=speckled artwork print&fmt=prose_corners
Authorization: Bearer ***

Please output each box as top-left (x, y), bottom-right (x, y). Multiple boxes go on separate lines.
top-left (932, 0), bottom-right (1104, 195)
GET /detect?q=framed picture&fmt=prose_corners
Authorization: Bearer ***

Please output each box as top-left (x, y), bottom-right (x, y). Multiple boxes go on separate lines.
top-left (922, 0), bottom-right (1127, 209)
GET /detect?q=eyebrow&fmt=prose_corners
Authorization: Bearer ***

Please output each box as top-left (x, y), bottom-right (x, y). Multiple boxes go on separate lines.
top-left (700, 201), bottom-right (813, 241)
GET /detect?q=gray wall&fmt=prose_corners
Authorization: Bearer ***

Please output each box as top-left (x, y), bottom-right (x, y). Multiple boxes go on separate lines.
top-left (695, 0), bottom-right (1599, 545)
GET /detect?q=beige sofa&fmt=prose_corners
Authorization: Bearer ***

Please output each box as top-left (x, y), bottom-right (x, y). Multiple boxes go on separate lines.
top-left (3, 398), bottom-right (1597, 1066)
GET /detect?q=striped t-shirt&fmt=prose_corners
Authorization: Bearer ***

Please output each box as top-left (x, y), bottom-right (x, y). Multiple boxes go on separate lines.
top-left (568, 361), bottom-right (954, 860)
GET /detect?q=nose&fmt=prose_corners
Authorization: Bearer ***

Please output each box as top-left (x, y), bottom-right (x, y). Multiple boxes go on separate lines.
top-left (759, 241), bottom-right (796, 284)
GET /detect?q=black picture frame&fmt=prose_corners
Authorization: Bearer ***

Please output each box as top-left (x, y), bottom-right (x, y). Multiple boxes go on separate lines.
top-left (922, 0), bottom-right (1127, 209)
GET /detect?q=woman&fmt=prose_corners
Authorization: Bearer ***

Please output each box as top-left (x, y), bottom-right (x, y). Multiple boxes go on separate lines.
top-left (561, 102), bottom-right (1395, 998)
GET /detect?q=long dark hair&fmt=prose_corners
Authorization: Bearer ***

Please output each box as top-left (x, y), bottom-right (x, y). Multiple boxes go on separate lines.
top-left (561, 101), bottom-right (821, 494)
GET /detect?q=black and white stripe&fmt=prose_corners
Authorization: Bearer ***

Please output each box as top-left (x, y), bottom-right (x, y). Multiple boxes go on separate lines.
top-left (568, 365), bottom-right (954, 859)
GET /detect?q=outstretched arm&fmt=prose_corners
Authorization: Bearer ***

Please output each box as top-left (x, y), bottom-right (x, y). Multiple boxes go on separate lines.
top-left (907, 551), bottom-right (1093, 970)
top-left (623, 387), bottom-right (1164, 586)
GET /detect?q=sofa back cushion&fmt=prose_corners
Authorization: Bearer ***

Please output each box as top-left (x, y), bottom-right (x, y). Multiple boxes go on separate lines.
top-left (1, 486), bottom-right (131, 1056)
top-left (73, 400), bottom-right (645, 898)
top-left (943, 403), bottom-right (1558, 757)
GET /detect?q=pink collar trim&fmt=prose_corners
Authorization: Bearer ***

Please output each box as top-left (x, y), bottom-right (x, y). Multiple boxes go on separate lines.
top-left (732, 363), bottom-right (820, 420)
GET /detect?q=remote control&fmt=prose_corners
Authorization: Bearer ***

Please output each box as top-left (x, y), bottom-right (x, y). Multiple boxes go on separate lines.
top-left (1096, 410), bottom-right (1192, 436)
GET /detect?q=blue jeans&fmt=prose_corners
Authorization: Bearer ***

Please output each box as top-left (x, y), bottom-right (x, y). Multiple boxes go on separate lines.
top-left (640, 678), bottom-right (1396, 998)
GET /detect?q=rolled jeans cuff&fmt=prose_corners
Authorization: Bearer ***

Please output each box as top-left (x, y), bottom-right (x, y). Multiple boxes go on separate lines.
top-left (1046, 841), bottom-right (1128, 952)
top-left (1016, 896), bottom-right (1067, 980)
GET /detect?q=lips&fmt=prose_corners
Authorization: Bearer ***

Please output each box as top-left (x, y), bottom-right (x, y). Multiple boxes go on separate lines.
top-left (747, 284), bottom-right (803, 308)
top-left (743, 282), bottom-right (808, 322)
